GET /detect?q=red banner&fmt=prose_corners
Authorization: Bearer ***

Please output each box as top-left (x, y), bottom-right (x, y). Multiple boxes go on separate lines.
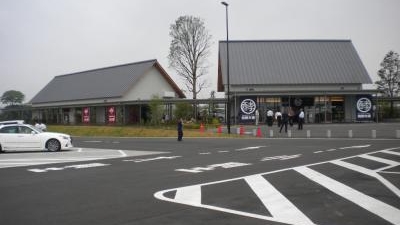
top-left (108, 106), bottom-right (116, 123)
top-left (83, 107), bottom-right (90, 123)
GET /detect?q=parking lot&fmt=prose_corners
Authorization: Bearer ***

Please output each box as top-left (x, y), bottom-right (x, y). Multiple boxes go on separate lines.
top-left (1, 134), bottom-right (399, 225)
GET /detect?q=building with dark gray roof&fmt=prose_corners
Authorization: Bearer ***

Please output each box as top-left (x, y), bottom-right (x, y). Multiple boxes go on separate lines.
top-left (30, 59), bottom-right (186, 124)
top-left (218, 40), bottom-right (375, 124)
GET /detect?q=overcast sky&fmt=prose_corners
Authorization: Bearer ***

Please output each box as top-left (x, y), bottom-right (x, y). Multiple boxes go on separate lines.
top-left (1, 0), bottom-right (399, 103)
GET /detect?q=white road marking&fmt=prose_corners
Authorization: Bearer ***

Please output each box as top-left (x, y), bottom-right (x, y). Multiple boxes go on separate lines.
top-left (235, 146), bottom-right (267, 151)
top-left (245, 174), bottom-right (315, 225)
top-left (28, 163), bottom-right (110, 173)
top-left (218, 150), bottom-right (229, 153)
top-left (124, 156), bottom-right (181, 163)
top-left (261, 154), bottom-right (301, 161)
top-left (313, 151), bottom-right (324, 153)
top-left (199, 152), bottom-right (211, 155)
top-left (339, 145), bottom-right (371, 150)
top-left (118, 150), bottom-right (127, 157)
top-left (359, 154), bottom-right (399, 166)
top-left (175, 162), bottom-right (251, 173)
top-left (83, 140), bottom-right (103, 143)
top-left (174, 185), bottom-right (202, 206)
top-left (294, 166), bottom-right (400, 225)
top-left (331, 160), bottom-right (400, 197)
top-left (155, 147), bottom-right (400, 224)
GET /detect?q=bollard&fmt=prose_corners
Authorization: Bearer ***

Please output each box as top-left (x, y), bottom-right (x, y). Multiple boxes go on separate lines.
top-left (237, 127), bottom-right (240, 135)
top-left (397, 130), bottom-right (400, 139)
top-left (372, 130), bottom-right (376, 139)
top-left (348, 130), bottom-right (353, 138)
top-left (307, 130), bottom-right (311, 138)
top-left (327, 130), bottom-right (331, 138)
top-left (288, 130), bottom-right (292, 138)
top-left (269, 129), bottom-right (274, 138)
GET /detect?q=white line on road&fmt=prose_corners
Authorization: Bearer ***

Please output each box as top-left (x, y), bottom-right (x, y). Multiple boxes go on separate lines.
top-left (245, 174), bottom-right (315, 225)
top-left (118, 150), bottom-right (127, 157)
top-left (294, 166), bottom-right (400, 225)
top-left (235, 146), bottom-right (267, 151)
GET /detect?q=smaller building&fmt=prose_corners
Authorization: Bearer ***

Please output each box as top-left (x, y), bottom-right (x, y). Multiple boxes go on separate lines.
top-left (218, 40), bottom-right (375, 123)
top-left (30, 59), bottom-right (185, 124)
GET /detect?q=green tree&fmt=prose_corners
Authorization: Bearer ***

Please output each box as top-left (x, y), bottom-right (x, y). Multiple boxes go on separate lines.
top-left (168, 15), bottom-right (212, 100)
top-left (1, 90), bottom-right (25, 106)
top-left (148, 95), bottom-right (163, 125)
top-left (376, 51), bottom-right (400, 116)
top-left (376, 51), bottom-right (400, 97)
top-left (174, 102), bottom-right (192, 121)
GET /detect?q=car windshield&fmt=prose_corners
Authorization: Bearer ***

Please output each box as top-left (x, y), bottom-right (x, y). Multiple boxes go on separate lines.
top-left (26, 124), bottom-right (43, 133)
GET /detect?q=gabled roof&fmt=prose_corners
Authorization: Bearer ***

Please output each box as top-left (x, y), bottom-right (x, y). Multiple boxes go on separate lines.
top-left (218, 40), bottom-right (372, 91)
top-left (30, 59), bottom-right (185, 104)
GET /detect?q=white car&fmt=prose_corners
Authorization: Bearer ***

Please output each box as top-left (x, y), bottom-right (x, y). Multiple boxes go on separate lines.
top-left (0, 124), bottom-right (73, 152)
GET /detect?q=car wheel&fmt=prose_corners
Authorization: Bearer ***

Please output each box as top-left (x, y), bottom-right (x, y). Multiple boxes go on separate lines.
top-left (0, 145), bottom-right (3, 153)
top-left (46, 139), bottom-right (61, 152)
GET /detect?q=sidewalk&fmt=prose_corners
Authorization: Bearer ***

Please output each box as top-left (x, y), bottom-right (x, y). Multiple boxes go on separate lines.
top-left (214, 123), bottom-right (400, 139)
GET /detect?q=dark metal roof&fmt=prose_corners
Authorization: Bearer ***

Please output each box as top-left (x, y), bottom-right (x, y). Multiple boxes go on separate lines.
top-left (30, 59), bottom-right (185, 104)
top-left (218, 40), bottom-right (372, 91)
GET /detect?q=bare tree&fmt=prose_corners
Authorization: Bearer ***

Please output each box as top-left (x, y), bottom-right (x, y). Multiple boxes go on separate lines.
top-left (168, 15), bottom-right (212, 100)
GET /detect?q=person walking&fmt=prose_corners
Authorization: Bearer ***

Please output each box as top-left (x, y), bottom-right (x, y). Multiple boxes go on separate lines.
top-left (275, 110), bottom-right (282, 127)
top-left (279, 109), bottom-right (289, 133)
top-left (177, 118), bottom-right (183, 141)
top-left (298, 109), bottom-right (305, 130)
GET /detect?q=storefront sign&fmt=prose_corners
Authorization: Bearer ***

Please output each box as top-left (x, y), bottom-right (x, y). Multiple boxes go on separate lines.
top-left (239, 97), bottom-right (257, 122)
top-left (82, 107), bottom-right (90, 123)
top-left (356, 96), bottom-right (372, 120)
top-left (108, 106), bottom-right (116, 123)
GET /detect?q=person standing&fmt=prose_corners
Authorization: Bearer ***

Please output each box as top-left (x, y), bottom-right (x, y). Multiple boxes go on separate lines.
top-left (266, 109), bottom-right (273, 126)
top-left (279, 109), bottom-right (289, 133)
top-left (177, 118), bottom-right (183, 141)
top-left (255, 109), bottom-right (259, 126)
top-left (298, 109), bottom-right (305, 130)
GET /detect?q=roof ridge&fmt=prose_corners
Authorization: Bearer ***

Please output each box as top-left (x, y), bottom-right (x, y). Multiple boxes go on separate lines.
top-left (55, 59), bottom-right (157, 78)
top-left (219, 39), bottom-right (351, 43)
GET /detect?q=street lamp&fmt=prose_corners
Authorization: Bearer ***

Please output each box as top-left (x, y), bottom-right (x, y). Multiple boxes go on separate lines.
top-left (221, 1), bottom-right (231, 134)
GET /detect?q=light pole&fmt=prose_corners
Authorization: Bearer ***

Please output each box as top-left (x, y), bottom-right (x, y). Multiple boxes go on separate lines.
top-left (221, 1), bottom-right (231, 134)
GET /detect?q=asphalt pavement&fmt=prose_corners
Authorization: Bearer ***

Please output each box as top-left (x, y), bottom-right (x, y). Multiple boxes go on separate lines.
top-left (0, 130), bottom-right (399, 225)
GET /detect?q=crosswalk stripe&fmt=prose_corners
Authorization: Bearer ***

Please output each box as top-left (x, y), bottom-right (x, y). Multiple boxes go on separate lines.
top-left (331, 160), bottom-right (400, 198)
top-left (244, 174), bottom-right (315, 225)
top-left (359, 154), bottom-right (400, 166)
top-left (295, 166), bottom-right (400, 225)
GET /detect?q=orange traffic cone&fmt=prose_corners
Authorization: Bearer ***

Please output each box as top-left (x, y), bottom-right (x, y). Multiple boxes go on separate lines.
top-left (199, 123), bottom-right (205, 133)
top-left (217, 125), bottom-right (222, 134)
top-left (256, 127), bottom-right (262, 137)
top-left (240, 125), bottom-right (245, 135)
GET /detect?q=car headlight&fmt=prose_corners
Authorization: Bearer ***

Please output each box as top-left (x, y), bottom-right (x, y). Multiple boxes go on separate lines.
top-left (60, 135), bottom-right (70, 140)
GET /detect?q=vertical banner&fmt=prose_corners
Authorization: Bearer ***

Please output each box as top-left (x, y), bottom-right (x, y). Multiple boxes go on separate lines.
top-left (82, 107), bottom-right (90, 124)
top-left (356, 95), bottom-right (372, 121)
top-left (239, 96), bottom-right (257, 123)
top-left (108, 106), bottom-right (116, 124)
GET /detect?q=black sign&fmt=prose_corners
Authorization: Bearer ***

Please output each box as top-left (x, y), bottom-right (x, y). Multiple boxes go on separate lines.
top-left (356, 95), bottom-right (372, 121)
top-left (239, 96), bottom-right (257, 123)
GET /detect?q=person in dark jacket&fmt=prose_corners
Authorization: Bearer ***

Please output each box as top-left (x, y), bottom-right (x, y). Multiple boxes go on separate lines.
top-left (279, 110), bottom-right (289, 133)
top-left (177, 118), bottom-right (183, 141)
